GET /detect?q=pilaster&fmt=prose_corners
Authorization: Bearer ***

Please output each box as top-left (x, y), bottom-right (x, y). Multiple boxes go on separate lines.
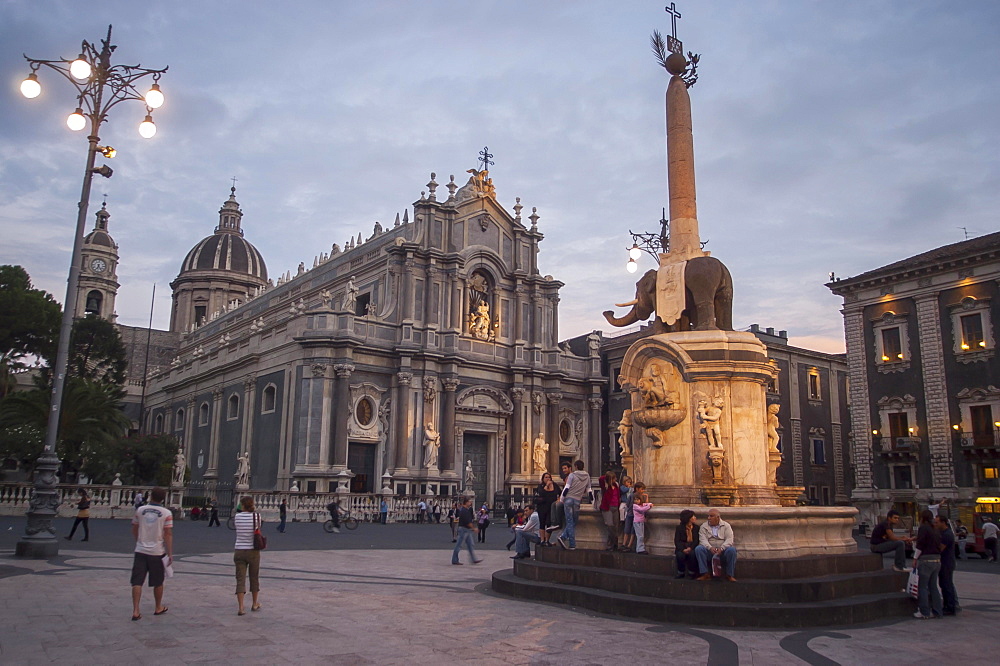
top-left (915, 294), bottom-right (954, 487)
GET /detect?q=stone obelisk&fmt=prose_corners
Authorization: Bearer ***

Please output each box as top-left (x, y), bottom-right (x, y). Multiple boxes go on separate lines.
top-left (664, 61), bottom-right (703, 262)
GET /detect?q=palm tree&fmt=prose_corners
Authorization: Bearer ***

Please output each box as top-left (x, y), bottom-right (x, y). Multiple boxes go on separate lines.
top-left (0, 377), bottom-right (130, 478)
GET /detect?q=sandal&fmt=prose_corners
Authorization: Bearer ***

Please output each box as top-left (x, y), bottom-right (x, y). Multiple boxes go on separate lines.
top-left (131, 614), bottom-right (141, 621)
top-left (251, 604), bottom-right (262, 612)
top-left (153, 607), bottom-right (169, 616)
top-left (238, 610), bottom-right (246, 616)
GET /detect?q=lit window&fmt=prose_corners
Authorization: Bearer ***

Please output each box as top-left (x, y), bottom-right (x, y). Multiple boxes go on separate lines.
top-left (984, 467), bottom-right (998, 480)
top-left (881, 328), bottom-right (903, 361)
top-left (950, 297), bottom-right (995, 361)
top-left (960, 313), bottom-right (985, 350)
top-left (808, 370), bottom-right (821, 401)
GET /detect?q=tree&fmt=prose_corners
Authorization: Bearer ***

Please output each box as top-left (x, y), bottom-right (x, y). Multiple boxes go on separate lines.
top-left (84, 433), bottom-right (179, 486)
top-left (0, 265), bottom-right (61, 398)
top-left (0, 377), bottom-right (131, 478)
top-left (67, 315), bottom-right (128, 387)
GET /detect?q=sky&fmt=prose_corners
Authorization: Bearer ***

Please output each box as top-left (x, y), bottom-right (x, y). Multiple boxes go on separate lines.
top-left (1, 1), bottom-right (998, 354)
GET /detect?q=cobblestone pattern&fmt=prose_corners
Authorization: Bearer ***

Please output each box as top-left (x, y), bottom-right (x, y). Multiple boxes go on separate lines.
top-left (915, 294), bottom-right (954, 487)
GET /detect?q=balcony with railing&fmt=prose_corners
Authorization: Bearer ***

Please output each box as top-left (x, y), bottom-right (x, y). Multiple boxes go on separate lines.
top-left (876, 435), bottom-right (921, 459)
top-left (959, 428), bottom-right (1000, 460)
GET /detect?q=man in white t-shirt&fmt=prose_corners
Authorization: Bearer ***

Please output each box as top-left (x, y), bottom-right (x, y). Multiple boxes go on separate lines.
top-left (130, 487), bottom-right (173, 620)
top-left (983, 519), bottom-right (999, 562)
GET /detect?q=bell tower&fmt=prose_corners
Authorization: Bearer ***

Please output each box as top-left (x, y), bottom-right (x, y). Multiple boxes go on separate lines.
top-left (76, 201), bottom-right (120, 320)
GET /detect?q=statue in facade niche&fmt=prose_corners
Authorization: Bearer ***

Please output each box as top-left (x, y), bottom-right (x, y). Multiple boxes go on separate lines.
top-left (532, 433), bottom-right (548, 472)
top-left (469, 301), bottom-right (493, 340)
top-left (172, 449), bottom-right (186, 485)
top-left (697, 398), bottom-right (724, 448)
top-left (617, 409), bottom-right (633, 456)
top-left (345, 277), bottom-right (358, 310)
top-left (235, 451), bottom-right (250, 487)
top-left (631, 362), bottom-right (686, 447)
top-left (464, 460), bottom-right (475, 487)
top-left (423, 422), bottom-right (440, 469)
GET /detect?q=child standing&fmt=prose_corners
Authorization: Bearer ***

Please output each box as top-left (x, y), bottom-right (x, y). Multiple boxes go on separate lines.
top-left (632, 482), bottom-right (653, 554)
top-left (619, 476), bottom-right (635, 552)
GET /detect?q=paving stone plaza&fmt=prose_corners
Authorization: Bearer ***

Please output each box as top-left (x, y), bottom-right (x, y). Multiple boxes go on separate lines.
top-left (1, 518), bottom-right (998, 664)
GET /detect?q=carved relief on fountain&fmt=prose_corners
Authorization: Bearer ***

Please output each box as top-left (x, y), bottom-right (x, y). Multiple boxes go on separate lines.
top-left (629, 360), bottom-right (686, 447)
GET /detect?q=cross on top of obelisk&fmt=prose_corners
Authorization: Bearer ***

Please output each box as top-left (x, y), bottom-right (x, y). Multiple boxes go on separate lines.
top-left (478, 146), bottom-right (494, 172)
top-left (665, 2), bottom-right (683, 55)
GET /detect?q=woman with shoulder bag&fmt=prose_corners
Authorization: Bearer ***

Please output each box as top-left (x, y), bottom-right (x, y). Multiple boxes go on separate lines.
top-left (65, 489), bottom-right (91, 542)
top-left (233, 495), bottom-right (263, 616)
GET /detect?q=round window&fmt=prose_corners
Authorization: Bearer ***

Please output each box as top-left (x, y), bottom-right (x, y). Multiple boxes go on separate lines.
top-left (355, 397), bottom-right (374, 426)
top-left (560, 419), bottom-right (571, 442)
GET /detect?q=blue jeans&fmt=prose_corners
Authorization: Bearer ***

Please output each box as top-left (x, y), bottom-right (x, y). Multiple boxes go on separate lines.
top-left (939, 562), bottom-right (959, 612)
top-left (514, 530), bottom-right (541, 556)
top-left (278, 514), bottom-right (286, 532)
top-left (871, 540), bottom-right (906, 569)
top-left (695, 545), bottom-right (737, 577)
top-left (452, 526), bottom-right (478, 564)
top-left (916, 557), bottom-right (943, 617)
top-left (562, 498), bottom-right (580, 548)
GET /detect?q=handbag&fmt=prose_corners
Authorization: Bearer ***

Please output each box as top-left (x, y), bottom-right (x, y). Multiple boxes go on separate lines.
top-left (253, 512), bottom-right (267, 551)
top-left (906, 569), bottom-right (918, 599)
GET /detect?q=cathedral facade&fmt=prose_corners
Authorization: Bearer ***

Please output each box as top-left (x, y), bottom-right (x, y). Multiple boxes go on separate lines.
top-left (142, 172), bottom-right (605, 500)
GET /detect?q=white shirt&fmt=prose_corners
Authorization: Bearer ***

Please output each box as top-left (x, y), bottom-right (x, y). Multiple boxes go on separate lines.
top-left (983, 522), bottom-right (999, 540)
top-left (132, 504), bottom-right (172, 556)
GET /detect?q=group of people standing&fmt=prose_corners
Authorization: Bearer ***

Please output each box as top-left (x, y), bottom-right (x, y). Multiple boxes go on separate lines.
top-left (869, 508), bottom-right (963, 619)
top-left (128, 487), bottom-right (266, 620)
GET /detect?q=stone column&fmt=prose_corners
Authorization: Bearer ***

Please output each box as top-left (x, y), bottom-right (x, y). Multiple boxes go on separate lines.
top-left (332, 364), bottom-right (354, 469)
top-left (441, 378), bottom-right (459, 473)
top-left (915, 293), bottom-right (954, 489)
top-left (206, 387), bottom-right (223, 478)
top-left (509, 387), bottom-right (525, 475)
top-left (547, 393), bottom-right (562, 472)
top-left (394, 371), bottom-right (413, 470)
top-left (588, 396), bottom-right (604, 472)
top-left (450, 276), bottom-right (462, 331)
top-left (842, 306), bottom-right (875, 494)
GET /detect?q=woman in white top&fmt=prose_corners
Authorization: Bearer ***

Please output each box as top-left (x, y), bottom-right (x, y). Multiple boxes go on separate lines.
top-left (233, 495), bottom-right (262, 615)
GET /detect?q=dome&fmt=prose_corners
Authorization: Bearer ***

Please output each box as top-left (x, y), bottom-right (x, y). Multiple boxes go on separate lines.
top-left (176, 187), bottom-right (268, 281)
top-left (180, 232), bottom-right (267, 279)
top-left (84, 229), bottom-right (115, 247)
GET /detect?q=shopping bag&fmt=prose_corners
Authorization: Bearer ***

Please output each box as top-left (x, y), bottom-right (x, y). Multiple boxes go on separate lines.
top-left (712, 553), bottom-right (722, 578)
top-left (906, 569), bottom-right (919, 599)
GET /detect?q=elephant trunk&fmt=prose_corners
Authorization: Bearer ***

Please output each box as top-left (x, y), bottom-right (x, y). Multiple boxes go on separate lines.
top-left (603, 309), bottom-right (640, 327)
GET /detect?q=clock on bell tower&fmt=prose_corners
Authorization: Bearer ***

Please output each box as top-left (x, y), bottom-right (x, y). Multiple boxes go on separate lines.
top-left (76, 201), bottom-right (120, 321)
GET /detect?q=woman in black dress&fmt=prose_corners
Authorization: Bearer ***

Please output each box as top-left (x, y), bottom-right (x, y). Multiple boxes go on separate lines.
top-left (534, 472), bottom-right (561, 547)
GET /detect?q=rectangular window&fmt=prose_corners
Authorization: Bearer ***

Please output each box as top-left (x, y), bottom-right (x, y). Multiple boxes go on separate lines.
top-left (811, 438), bottom-right (826, 465)
top-left (808, 372), bottom-right (821, 400)
top-left (821, 487), bottom-right (831, 506)
top-left (194, 305), bottom-right (207, 325)
top-left (892, 465), bottom-right (913, 490)
top-left (888, 412), bottom-right (910, 439)
top-left (881, 327), bottom-right (903, 361)
top-left (960, 313), bottom-right (985, 350)
top-left (983, 466), bottom-right (998, 480)
top-left (971, 405), bottom-right (994, 447)
top-left (612, 367), bottom-right (622, 392)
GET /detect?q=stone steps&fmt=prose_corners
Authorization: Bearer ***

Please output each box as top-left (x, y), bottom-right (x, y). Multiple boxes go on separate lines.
top-left (491, 548), bottom-right (914, 628)
top-left (513, 559), bottom-right (906, 603)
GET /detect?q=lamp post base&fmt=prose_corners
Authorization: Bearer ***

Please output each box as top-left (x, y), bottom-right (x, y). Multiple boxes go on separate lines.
top-left (15, 449), bottom-right (62, 559)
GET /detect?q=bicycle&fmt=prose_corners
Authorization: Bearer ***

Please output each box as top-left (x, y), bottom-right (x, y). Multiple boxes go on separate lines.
top-left (324, 509), bottom-right (359, 532)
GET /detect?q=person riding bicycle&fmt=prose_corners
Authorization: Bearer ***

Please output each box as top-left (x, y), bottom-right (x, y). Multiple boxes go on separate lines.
top-left (326, 500), bottom-right (342, 533)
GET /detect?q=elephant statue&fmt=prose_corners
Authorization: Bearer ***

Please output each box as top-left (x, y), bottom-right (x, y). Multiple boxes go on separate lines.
top-left (603, 256), bottom-right (733, 332)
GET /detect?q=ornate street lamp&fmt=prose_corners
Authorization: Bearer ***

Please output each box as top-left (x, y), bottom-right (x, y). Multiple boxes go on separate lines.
top-left (15, 25), bottom-right (167, 558)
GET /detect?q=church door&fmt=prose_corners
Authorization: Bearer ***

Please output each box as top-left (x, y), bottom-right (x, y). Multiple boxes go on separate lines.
top-left (348, 442), bottom-right (376, 493)
top-left (463, 433), bottom-right (489, 502)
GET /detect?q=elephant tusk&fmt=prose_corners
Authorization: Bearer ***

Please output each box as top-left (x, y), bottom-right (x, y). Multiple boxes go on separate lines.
top-left (614, 299), bottom-right (638, 308)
